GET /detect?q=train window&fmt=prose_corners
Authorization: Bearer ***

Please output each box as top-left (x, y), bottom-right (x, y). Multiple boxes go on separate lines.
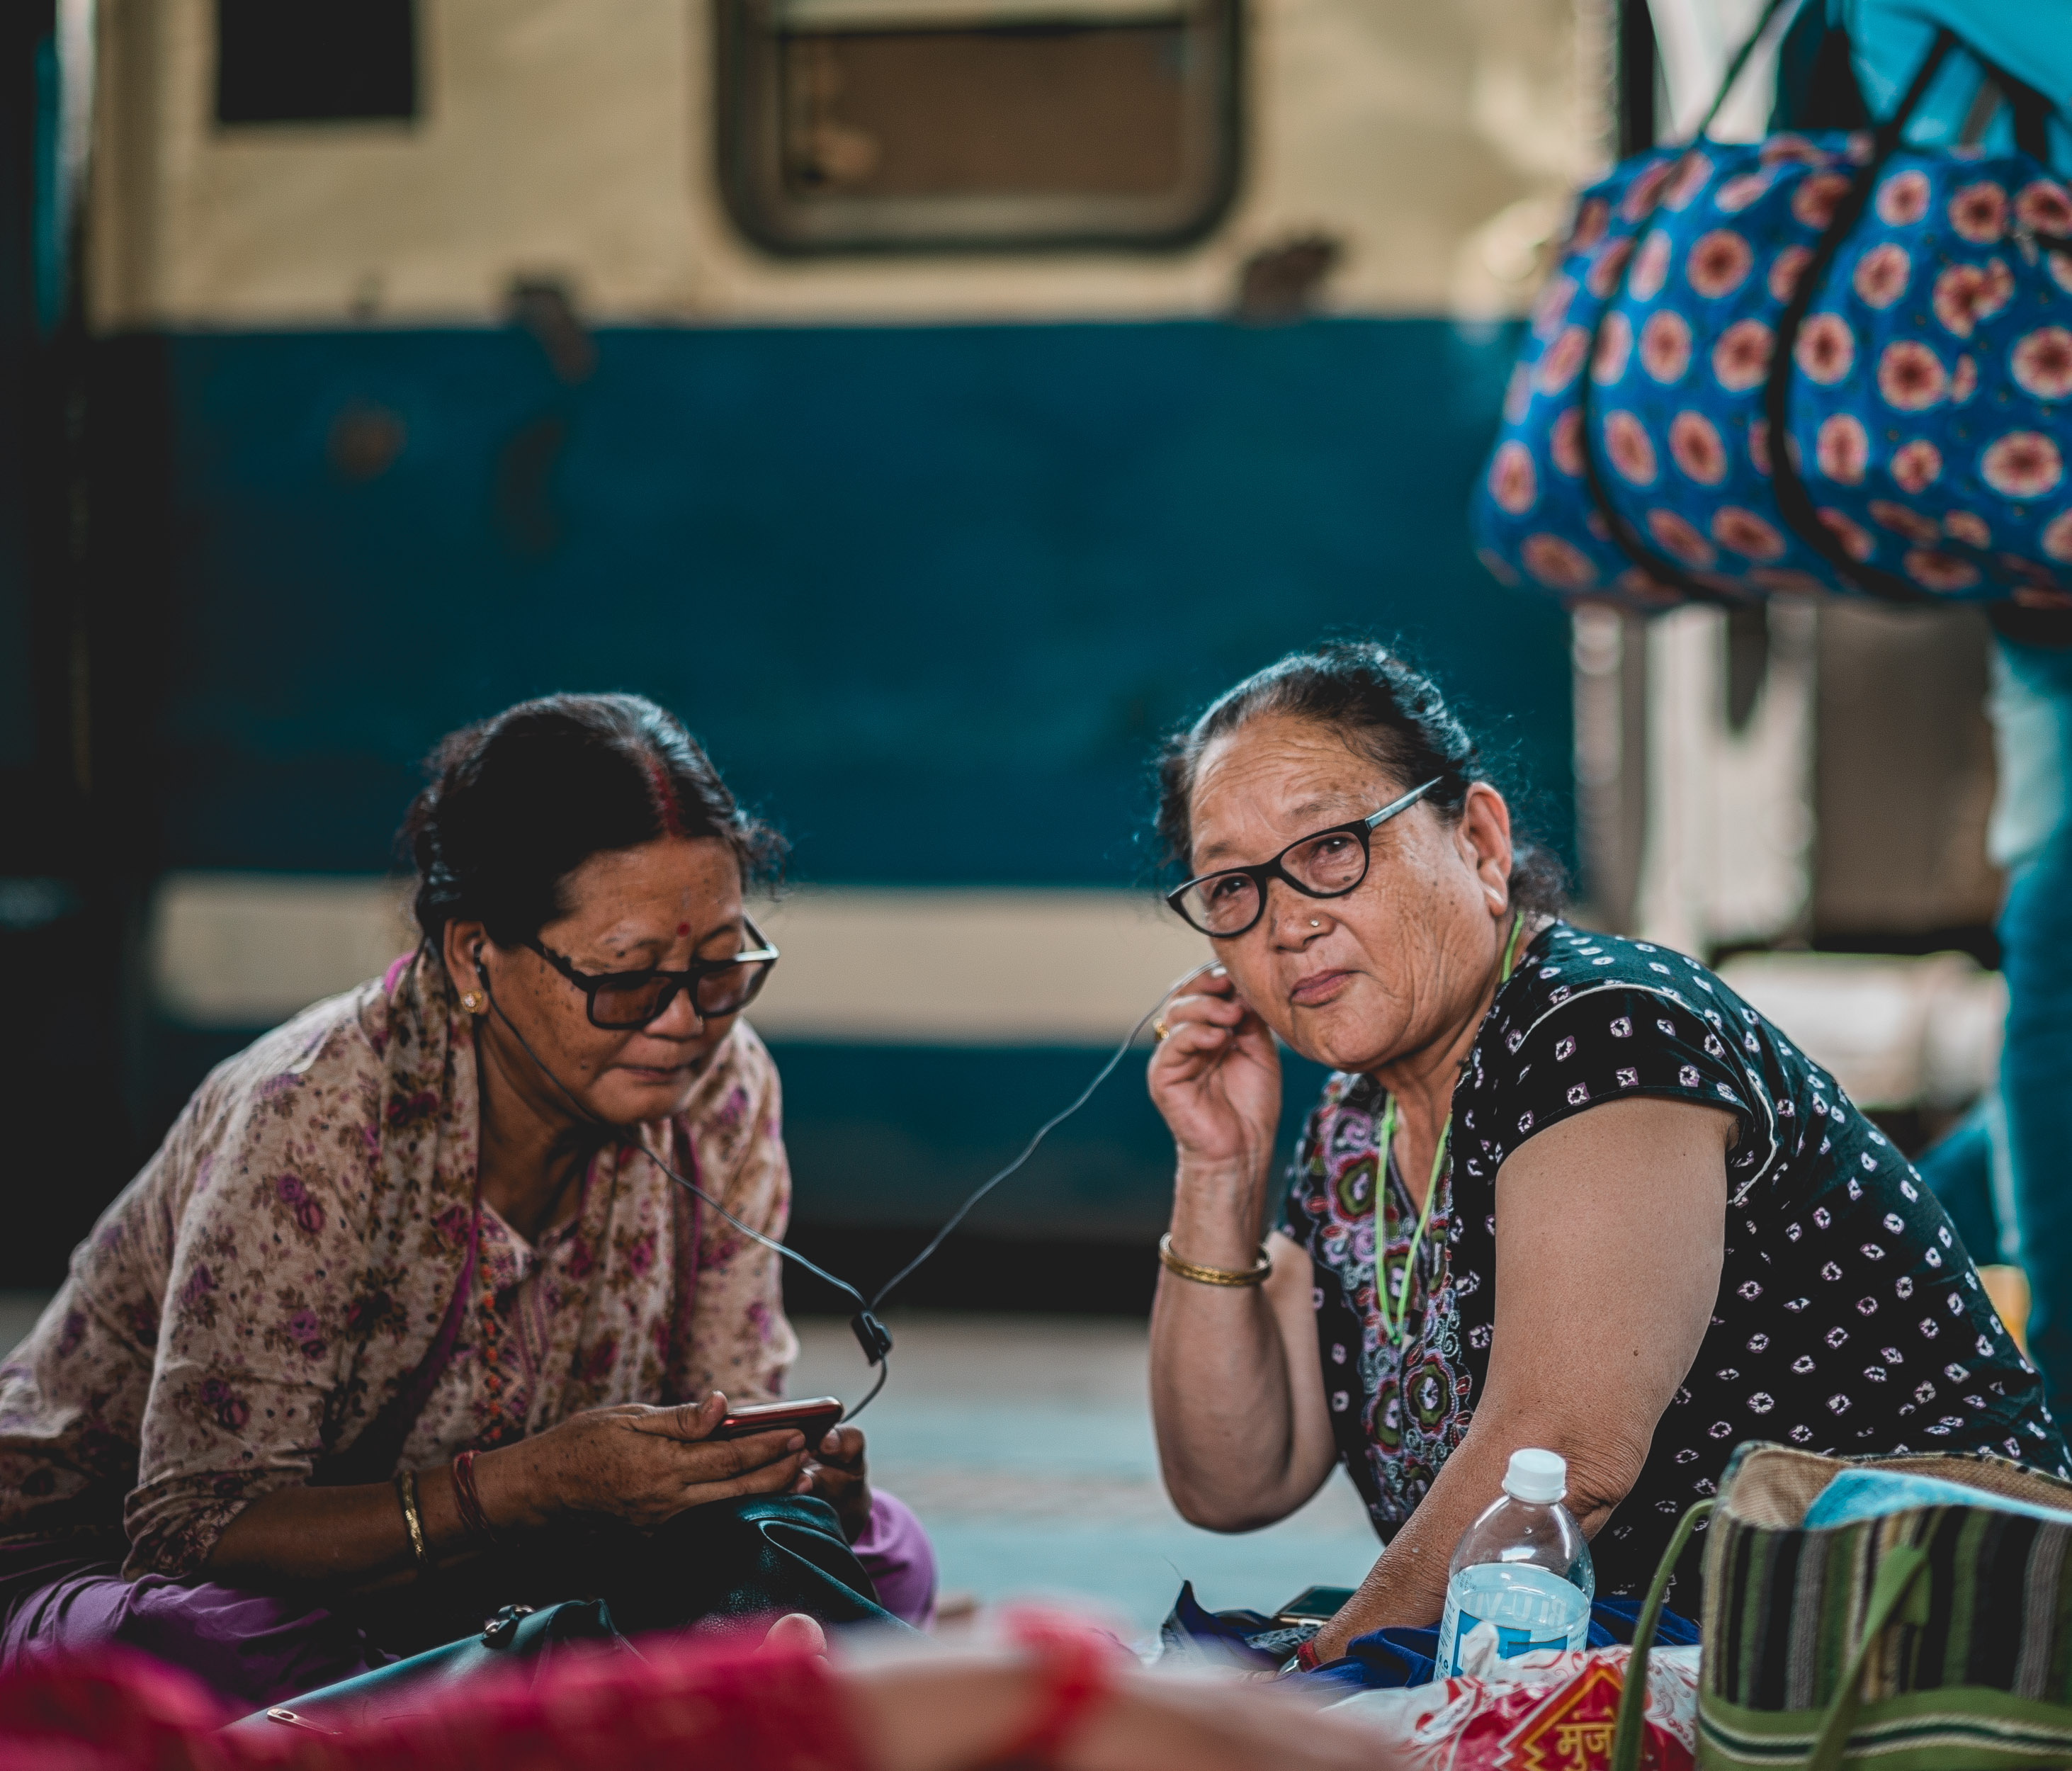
top-left (215, 0), bottom-right (418, 126)
top-left (716, 0), bottom-right (1240, 252)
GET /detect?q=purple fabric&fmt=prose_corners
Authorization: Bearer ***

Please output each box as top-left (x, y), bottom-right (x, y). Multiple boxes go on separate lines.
top-left (0, 1540), bottom-right (385, 1707)
top-left (851, 1488), bottom-right (936, 1629)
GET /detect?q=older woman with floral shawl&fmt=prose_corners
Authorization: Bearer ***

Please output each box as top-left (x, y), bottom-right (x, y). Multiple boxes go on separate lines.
top-left (0, 694), bottom-right (934, 1704)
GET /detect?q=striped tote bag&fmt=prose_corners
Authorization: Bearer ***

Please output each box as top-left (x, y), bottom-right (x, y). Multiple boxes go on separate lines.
top-left (1612, 1442), bottom-right (2072, 1770)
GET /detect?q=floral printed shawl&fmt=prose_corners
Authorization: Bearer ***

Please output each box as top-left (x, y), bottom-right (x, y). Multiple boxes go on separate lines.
top-left (0, 952), bottom-right (797, 1579)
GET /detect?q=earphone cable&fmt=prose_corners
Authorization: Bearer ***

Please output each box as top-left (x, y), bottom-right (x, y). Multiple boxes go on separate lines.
top-left (472, 964), bottom-right (873, 1314)
top-left (467, 947), bottom-right (1223, 1419)
top-left (867, 958), bottom-right (1221, 1312)
top-left (844, 1352), bottom-right (890, 1421)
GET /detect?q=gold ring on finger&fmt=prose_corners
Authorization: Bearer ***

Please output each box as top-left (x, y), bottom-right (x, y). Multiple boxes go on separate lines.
top-left (1153, 1019), bottom-right (1170, 1043)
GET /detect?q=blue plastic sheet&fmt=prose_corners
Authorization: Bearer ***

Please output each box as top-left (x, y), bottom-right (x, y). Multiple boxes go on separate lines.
top-left (1161, 1583), bottom-right (1701, 1692)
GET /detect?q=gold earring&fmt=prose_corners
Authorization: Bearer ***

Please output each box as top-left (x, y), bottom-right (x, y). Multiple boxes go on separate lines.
top-left (460, 990), bottom-right (485, 1015)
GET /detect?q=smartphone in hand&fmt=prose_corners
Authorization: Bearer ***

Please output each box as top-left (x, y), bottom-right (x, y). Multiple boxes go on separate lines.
top-left (711, 1396), bottom-right (844, 1442)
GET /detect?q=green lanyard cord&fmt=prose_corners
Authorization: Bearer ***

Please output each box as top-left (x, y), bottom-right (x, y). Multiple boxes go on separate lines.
top-left (1374, 1096), bottom-right (1448, 1347)
top-left (1375, 912), bottom-right (1529, 1347)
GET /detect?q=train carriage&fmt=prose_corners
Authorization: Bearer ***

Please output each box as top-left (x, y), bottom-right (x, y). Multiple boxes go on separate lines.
top-left (0, 0), bottom-right (2004, 1298)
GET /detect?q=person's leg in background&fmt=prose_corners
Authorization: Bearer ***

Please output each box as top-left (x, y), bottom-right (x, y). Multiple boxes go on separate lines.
top-left (1914, 1092), bottom-right (2015, 1270)
top-left (1986, 628), bottom-right (2072, 1417)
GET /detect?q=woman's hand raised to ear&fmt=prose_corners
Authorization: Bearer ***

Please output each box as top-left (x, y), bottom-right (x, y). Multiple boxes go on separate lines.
top-left (1144, 970), bottom-right (1337, 1537)
top-left (1146, 968), bottom-right (1282, 1185)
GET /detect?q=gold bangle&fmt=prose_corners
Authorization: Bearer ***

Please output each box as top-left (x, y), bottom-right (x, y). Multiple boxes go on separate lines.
top-left (394, 1469), bottom-right (430, 1573)
top-left (1158, 1232), bottom-right (1272, 1287)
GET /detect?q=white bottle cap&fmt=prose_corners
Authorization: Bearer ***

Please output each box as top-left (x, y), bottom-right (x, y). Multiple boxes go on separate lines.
top-left (1504, 1448), bottom-right (1568, 1503)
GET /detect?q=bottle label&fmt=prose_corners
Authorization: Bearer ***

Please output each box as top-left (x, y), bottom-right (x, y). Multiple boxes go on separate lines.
top-left (1451, 1613), bottom-right (1572, 1665)
top-left (1439, 1563), bottom-right (1589, 1676)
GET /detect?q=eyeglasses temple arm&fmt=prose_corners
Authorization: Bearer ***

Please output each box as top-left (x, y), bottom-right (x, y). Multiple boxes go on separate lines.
top-left (1364, 776), bottom-right (1444, 828)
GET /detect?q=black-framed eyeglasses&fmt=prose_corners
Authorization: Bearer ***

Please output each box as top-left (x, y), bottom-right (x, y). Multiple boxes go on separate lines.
top-left (1164, 779), bottom-right (1442, 938)
top-left (524, 918), bottom-right (780, 1029)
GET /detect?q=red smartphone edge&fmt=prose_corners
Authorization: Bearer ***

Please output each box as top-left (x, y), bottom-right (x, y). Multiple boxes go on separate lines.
top-left (711, 1396), bottom-right (844, 1441)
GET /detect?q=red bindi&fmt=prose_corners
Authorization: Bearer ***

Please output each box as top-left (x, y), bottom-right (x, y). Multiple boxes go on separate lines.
top-left (676, 922), bottom-right (690, 936)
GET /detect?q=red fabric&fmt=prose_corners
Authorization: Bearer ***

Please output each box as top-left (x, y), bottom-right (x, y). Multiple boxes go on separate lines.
top-left (990, 1610), bottom-right (1125, 1769)
top-left (0, 1639), bottom-right (871, 1771)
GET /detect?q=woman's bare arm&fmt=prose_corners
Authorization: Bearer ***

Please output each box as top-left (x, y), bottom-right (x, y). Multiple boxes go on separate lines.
top-left (203, 1397), bottom-right (809, 1588)
top-left (847, 1646), bottom-right (1388, 1771)
top-left (1307, 1094), bottom-right (1733, 1659)
top-left (1145, 972), bottom-right (1339, 1529)
top-left (1149, 1228), bottom-right (1340, 1529)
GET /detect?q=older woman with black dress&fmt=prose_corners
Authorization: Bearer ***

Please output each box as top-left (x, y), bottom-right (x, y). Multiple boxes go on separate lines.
top-left (1145, 643), bottom-right (2067, 1663)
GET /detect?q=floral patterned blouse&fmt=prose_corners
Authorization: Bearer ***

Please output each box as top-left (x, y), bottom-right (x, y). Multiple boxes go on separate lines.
top-left (0, 953), bottom-right (798, 1580)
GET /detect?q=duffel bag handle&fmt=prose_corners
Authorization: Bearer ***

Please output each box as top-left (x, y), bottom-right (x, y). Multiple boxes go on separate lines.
top-left (1568, 0), bottom-right (1806, 611)
top-left (1574, 22), bottom-right (1961, 610)
top-left (1609, 1498), bottom-right (1714, 1771)
top-left (1763, 30), bottom-right (1964, 604)
top-left (1692, 0), bottom-right (1800, 144)
top-left (1805, 1545), bottom-right (1932, 1771)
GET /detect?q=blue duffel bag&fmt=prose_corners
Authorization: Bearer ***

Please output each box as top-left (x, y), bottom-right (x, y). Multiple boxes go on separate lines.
top-left (1471, 18), bottom-right (2072, 611)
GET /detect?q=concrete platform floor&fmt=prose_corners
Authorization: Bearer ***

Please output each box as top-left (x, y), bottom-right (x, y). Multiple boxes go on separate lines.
top-left (0, 1296), bottom-right (1383, 1635)
top-left (794, 1313), bottom-right (1380, 1631)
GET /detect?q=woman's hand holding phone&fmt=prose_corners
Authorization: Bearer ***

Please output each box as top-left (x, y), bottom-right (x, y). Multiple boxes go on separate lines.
top-left (483, 1393), bottom-right (815, 1532)
top-left (799, 1423), bottom-right (874, 1542)
top-left (713, 1398), bottom-right (872, 1540)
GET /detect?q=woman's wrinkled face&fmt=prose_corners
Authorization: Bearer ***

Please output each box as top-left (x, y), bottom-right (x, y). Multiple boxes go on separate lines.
top-left (456, 836), bottom-right (749, 1127)
top-left (1184, 714), bottom-right (1515, 1074)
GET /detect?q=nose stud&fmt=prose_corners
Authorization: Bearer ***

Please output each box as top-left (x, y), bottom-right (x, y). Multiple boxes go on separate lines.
top-left (1309, 919), bottom-right (1320, 929)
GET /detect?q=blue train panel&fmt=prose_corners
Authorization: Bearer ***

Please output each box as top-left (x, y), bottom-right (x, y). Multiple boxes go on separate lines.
top-left (154, 316), bottom-right (1568, 881)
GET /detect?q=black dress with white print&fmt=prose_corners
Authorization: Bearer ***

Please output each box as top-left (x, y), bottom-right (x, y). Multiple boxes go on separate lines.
top-left (1283, 920), bottom-right (2068, 1617)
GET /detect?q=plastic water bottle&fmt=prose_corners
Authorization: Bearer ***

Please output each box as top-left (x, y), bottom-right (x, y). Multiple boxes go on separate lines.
top-left (1433, 1448), bottom-right (1595, 1676)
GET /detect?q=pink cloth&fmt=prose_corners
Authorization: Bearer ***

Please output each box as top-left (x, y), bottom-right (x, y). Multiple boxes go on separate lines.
top-left (0, 1639), bottom-right (868, 1771)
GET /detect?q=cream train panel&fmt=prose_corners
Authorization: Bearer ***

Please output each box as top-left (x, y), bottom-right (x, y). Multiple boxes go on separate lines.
top-left (149, 875), bottom-right (1211, 1041)
top-left (147, 876), bottom-right (2008, 1114)
top-left (90, 0), bottom-right (1595, 330)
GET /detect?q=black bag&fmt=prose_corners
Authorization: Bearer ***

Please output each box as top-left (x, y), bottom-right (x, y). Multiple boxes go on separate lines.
top-left (227, 1494), bottom-right (897, 1736)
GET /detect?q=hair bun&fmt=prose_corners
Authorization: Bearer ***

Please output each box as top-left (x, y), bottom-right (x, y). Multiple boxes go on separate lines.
top-left (397, 692), bottom-right (786, 956)
top-left (1151, 640), bottom-right (1564, 918)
